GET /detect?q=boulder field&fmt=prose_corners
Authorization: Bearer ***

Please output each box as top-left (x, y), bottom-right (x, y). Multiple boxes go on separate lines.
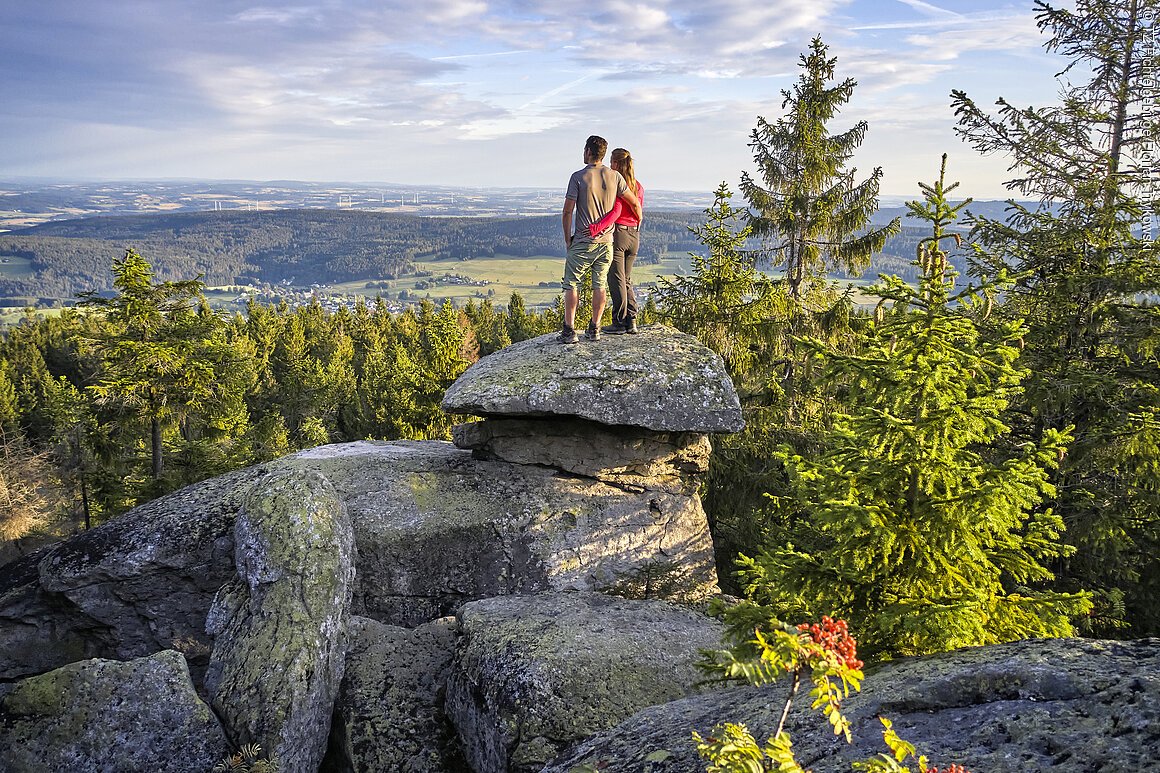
top-left (0, 326), bottom-right (1156, 772)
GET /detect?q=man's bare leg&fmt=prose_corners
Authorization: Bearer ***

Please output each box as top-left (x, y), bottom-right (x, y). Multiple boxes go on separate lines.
top-left (590, 287), bottom-right (607, 330)
top-left (563, 287), bottom-right (579, 329)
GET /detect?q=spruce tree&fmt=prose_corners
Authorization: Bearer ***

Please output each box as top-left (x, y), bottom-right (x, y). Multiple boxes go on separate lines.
top-left (77, 249), bottom-right (212, 484)
top-left (655, 184), bottom-right (790, 580)
top-left (655, 182), bottom-right (782, 383)
top-left (740, 158), bottom-right (1091, 657)
top-left (741, 35), bottom-right (900, 303)
top-left (951, 0), bottom-right (1160, 634)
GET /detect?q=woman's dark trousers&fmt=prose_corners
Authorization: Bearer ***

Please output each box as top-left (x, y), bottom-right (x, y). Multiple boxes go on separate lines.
top-left (608, 225), bottom-right (639, 330)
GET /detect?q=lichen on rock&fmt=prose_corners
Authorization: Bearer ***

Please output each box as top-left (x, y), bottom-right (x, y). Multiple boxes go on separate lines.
top-left (0, 649), bottom-right (228, 773)
top-left (445, 591), bottom-right (726, 773)
top-left (277, 441), bottom-right (719, 626)
top-left (327, 615), bottom-right (467, 772)
top-left (542, 637), bottom-right (1160, 773)
top-left (204, 467), bottom-right (356, 773)
top-left (441, 325), bottom-right (744, 432)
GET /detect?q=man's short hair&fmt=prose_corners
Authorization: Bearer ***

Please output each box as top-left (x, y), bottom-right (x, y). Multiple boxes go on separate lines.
top-left (585, 135), bottom-right (608, 161)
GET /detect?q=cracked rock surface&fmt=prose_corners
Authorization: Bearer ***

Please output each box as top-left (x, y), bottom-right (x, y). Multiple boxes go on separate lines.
top-left (446, 591), bottom-right (725, 773)
top-left (279, 441), bottom-right (719, 625)
top-left (0, 650), bottom-right (228, 772)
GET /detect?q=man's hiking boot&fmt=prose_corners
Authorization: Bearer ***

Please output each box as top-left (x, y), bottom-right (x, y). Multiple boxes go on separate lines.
top-left (585, 321), bottom-right (601, 341)
top-left (624, 321), bottom-right (639, 334)
top-left (602, 323), bottom-right (627, 335)
top-left (558, 325), bottom-right (578, 344)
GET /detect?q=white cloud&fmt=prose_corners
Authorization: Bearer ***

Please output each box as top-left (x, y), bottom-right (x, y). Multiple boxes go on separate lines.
top-left (0, 0), bottom-right (1063, 197)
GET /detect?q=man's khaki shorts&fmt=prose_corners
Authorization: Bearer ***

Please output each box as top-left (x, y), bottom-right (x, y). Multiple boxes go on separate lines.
top-left (562, 239), bottom-right (614, 290)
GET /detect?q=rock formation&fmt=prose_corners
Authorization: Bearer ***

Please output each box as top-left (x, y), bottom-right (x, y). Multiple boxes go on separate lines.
top-left (0, 326), bottom-right (1156, 772)
top-left (205, 468), bottom-right (357, 773)
top-left (446, 592), bottom-right (724, 773)
top-left (441, 326), bottom-right (744, 433)
top-left (327, 615), bottom-right (465, 773)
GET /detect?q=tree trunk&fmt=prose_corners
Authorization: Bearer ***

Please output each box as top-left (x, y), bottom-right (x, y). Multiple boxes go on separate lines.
top-left (80, 474), bottom-right (90, 530)
top-left (1104, 0), bottom-right (1139, 213)
top-left (151, 414), bottom-right (163, 480)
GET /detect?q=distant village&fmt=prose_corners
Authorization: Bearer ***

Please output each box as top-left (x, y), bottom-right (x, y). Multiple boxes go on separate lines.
top-left (219, 271), bottom-right (496, 316)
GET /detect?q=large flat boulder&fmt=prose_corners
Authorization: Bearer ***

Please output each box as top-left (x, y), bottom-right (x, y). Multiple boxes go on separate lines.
top-left (445, 592), bottom-right (725, 773)
top-left (441, 326), bottom-right (744, 432)
top-left (0, 436), bottom-right (719, 685)
top-left (205, 467), bottom-right (356, 773)
top-left (279, 441), bottom-right (719, 626)
top-left (542, 637), bottom-right (1160, 773)
top-left (0, 650), bottom-right (228, 772)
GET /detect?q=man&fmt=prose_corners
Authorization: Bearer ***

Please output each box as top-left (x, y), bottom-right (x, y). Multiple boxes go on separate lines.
top-left (559, 135), bottom-right (642, 344)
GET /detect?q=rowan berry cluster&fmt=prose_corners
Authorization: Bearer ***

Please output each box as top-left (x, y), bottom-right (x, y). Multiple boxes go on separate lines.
top-left (797, 615), bottom-right (864, 671)
top-left (928, 765), bottom-right (970, 773)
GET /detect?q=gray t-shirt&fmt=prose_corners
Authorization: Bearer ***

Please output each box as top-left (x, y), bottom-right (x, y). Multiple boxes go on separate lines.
top-left (566, 164), bottom-right (628, 245)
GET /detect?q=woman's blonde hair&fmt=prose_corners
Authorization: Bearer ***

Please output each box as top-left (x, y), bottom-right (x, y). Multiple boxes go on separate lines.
top-left (611, 148), bottom-right (636, 194)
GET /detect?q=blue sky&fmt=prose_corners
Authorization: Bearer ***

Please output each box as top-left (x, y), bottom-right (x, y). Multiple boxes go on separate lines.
top-left (2, 0), bottom-right (1069, 197)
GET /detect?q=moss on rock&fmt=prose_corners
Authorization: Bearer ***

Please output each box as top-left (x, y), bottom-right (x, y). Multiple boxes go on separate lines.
top-left (446, 591), bottom-right (725, 773)
top-left (0, 650), bottom-right (228, 772)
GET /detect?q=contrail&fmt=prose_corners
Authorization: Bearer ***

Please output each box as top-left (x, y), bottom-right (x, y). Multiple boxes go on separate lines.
top-left (433, 49), bottom-right (532, 61)
top-left (895, 0), bottom-right (962, 18)
top-left (518, 72), bottom-right (601, 110)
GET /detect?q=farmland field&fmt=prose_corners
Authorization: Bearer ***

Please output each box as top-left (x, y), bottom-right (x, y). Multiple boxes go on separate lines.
top-left (0, 254), bottom-right (34, 279)
top-left (333, 250), bottom-right (697, 308)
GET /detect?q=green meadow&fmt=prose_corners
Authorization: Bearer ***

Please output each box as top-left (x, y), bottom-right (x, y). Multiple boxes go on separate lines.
top-left (334, 250), bottom-right (697, 308)
top-left (0, 254), bottom-right (35, 279)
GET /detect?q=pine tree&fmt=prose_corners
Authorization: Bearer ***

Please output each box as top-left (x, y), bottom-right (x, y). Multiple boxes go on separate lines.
top-left (41, 373), bottom-right (98, 530)
top-left (77, 249), bottom-right (212, 483)
top-left (655, 182), bottom-right (783, 383)
top-left (462, 298), bottom-right (512, 357)
top-left (740, 158), bottom-right (1091, 657)
top-left (0, 358), bottom-right (20, 434)
top-left (951, 0), bottom-right (1160, 635)
top-left (166, 303), bottom-right (258, 486)
top-left (741, 35), bottom-right (900, 302)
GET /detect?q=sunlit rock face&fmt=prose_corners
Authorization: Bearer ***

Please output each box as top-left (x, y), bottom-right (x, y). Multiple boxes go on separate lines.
top-left (279, 440), bottom-right (720, 625)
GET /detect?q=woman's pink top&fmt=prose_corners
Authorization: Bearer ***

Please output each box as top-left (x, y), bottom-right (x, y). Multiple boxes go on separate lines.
top-left (588, 181), bottom-right (643, 237)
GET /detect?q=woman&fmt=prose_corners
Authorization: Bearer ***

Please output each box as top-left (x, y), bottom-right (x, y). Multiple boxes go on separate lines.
top-left (588, 147), bottom-right (643, 334)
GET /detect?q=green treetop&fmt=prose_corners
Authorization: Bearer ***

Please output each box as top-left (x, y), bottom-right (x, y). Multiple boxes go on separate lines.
top-left (741, 35), bottom-right (900, 302)
top-left (77, 249), bottom-right (214, 483)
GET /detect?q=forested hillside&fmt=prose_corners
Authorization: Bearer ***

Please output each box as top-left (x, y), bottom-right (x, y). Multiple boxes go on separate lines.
top-left (0, 208), bottom-right (953, 307)
top-left (0, 210), bottom-right (702, 303)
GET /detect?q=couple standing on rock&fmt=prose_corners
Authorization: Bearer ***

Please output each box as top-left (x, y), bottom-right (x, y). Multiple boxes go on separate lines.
top-left (559, 134), bottom-right (644, 344)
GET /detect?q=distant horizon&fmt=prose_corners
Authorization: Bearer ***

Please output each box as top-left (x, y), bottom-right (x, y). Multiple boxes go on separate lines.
top-left (0, 175), bottom-right (1026, 205)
